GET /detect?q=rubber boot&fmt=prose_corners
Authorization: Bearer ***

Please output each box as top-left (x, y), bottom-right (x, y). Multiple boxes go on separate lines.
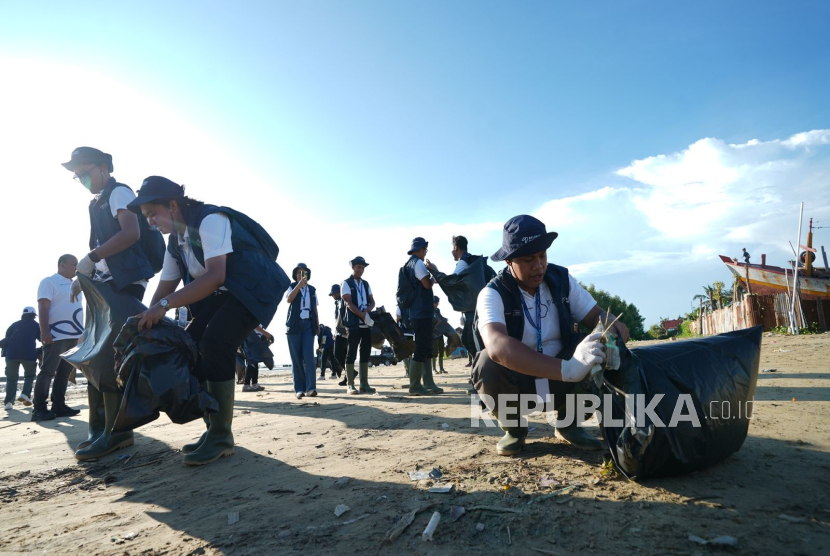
top-left (404, 358), bottom-right (410, 378)
top-left (358, 362), bottom-right (375, 394)
top-left (407, 360), bottom-right (429, 396)
top-left (345, 364), bottom-right (358, 395)
top-left (438, 354), bottom-right (446, 374)
top-left (77, 385), bottom-right (106, 451)
top-left (555, 408), bottom-right (604, 451)
top-left (75, 390), bottom-right (134, 460)
top-left (422, 359), bottom-right (444, 394)
top-left (183, 380), bottom-right (235, 466)
top-left (493, 402), bottom-right (528, 456)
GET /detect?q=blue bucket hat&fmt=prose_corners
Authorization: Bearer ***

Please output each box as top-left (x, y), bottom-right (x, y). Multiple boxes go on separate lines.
top-left (491, 215), bottom-right (558, 262)
top-left (127, 176), bottom-right (185, 213)
top-left (62, 146), bottom-right (113, 172)
top-left (407, 237), bottom-right (428, 255)
top-left (292, 262), bottom-right (311, 281)
top-left (329, 284), bottom-right (341, 296)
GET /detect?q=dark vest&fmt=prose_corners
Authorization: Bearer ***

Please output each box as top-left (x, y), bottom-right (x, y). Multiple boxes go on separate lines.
top-left (167, 204), bottom-right (287, 328)
top-left (342, 277), bottom-right (371, 328)
top-left (405, 255), bottom-right (433, 320)
top-left (285, 283), bottom-right (319, 333)
top-left (89, 178), bottom-right (154, 291)
top-left (432, 308), bottom-right (444, 339)
top-left (473, 264), bottom-right (573, 355)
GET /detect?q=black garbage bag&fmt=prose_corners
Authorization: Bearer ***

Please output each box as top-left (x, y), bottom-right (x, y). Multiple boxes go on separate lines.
top-left (434, 316), bottom-right (462, 356)
top-left (61, 274), bottom-right (147, 393)
top-left (369, 307), bottom-right (415, 360)
top-left (434, 255), bottom-right (492, 313)
top-left (235, 352), bottom-right (246, 383)
top-left (242, 332), bottom-right (275, 369)
top-left (597, 326), bottom-right (762, 480)
top-left (111, 317), bottom-right (218, 434)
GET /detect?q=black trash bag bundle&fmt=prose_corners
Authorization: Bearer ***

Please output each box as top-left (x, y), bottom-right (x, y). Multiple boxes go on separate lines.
top-left (368, 307), bottom-right (415, 360)
top-left (111, 316), bottom-right (218, 435)
top-left (242, 332), bottom-right (275, 370)
top-left (61, 274), bottom-right (147, 393)
top-left (433, 255), bottom-right (494, 313)
top-left (434, 315), bottom-right (462, 356)
top-left (596, 326), bottom-right (762, 480)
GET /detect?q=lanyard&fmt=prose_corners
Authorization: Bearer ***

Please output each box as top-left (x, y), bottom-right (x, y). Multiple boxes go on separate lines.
top-left (300, 286), bottom-right (308, 310)
top-left (520, 289), bottom-right (543, 353)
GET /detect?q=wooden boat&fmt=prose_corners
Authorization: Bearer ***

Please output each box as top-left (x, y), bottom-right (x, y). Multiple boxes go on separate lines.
top-left (718, 255), bottom-right (830, 300)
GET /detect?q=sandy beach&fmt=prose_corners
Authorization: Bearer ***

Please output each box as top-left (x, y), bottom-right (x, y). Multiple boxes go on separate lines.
top-left (1, 333), bottom-right (829, 555)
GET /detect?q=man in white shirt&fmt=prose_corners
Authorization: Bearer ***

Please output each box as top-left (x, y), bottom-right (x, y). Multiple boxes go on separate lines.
top-left (473, 215), bottom-right (629, 456)
top-left (31, 255), bottom-right (85, 421)
top-left (341, 256), bottom-right (376, 394)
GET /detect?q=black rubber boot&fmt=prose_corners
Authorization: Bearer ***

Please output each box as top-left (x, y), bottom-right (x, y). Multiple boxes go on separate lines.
top-left (75, 390), bottom-right (134, 460)
top-left (422, 359), bottom-right (444, 394)
top-left (183, 380), bottom-right (235, 466)
top-left (76, 385), bottom-right (106, 451)
top-left (358, 362), bottom-right (375, 394)
top-left (407, 360), bottom-right (429, 396)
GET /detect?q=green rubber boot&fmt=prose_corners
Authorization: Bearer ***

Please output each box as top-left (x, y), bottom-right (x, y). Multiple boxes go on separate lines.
top-left (407, 360), bottom-right (429, 396)
top-left (404, 357), bottom-right (411, 378)
top-left (555, 409), bottom-right (604, 451)
top-left (183, 380), bottom-right (235, 466)
top-left (358, 362), bottom-right (375, 394)
top-left (345, 364), bottom-right (358, 395)
top-left (77, 384), bottom-right (106, 451)
top-left (181, 383), bottom-right (209, 454)
top-left (493, 403), bottom-right (528, 456)
top-left (422, 359), bottom-right (444, 394)
top-left (75, 390), bottom-right (134, 460)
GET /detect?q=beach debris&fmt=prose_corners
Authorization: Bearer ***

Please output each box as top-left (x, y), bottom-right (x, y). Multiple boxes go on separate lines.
top-left (449, 505), bottom-right (466, 522)
top-left (528, 484), bottom-right (579, 505)
top-left (476, 523), bottom-right (485, 532)
top-left (422, 511), bottom-right (441, 541)
top-left (779, 514), bottom-right (806, 523)
top-left (468, 505), bottom-right (523, 514)
top-left (539, 476), bottom-right (561, 488)
top-left (334, 504), bottom-right (350, 517)
top-left (761, 368), bottom-right (778, 373)
top-left (428, 483), bottom-right (455, 494)
top-left (277, 530), bottom-right (292, 539)
top-left (123, 532), bottom-right (138, 541)
top-left (774, 349), bottom-right (792, 352)
top-left (441, 423), bottom-right (450, 429)
top-left (688, 534), bottom-right (738, 547)
top-left (227, 512), bottom-right (239, 525)
top-left (386, 510), bottom-right (416, 542)
top-left (408, 468), bottom-right (442, 481)
top-left (341, 514), bottom-right (371, 526)
top-left (332, 477), bottom-right (350, 489)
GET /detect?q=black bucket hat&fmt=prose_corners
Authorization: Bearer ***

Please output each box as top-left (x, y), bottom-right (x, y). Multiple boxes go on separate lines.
top-left (491, 215), bottom-right (558, 262)
top-left (292, 263), bottom-right (311, 281)
top-left (407, 237), bottom-right (428, 255)
top-left (329, 284), bottom-right (341, 296)
top-left (349, 256), bottom-right (369, 267)
top-left (62, 147), bottom-right (113, 172)
top-left (433, 296), bottom-right (440, 304)
top-left (127, 176), bottom-right (185, 214)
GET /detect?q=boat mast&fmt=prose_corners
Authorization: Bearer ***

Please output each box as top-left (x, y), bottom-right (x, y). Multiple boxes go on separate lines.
top-left (789, 202), bottom-right (804, 334)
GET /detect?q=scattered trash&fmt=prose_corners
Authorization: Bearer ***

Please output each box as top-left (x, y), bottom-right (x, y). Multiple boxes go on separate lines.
top-left (277, 530), bottom-right (292, 539)
top-left (538, 476), bottom-right (561, 488)
top-left (422, 511), bottom-right (441, 541)
top-left (774, 349), bottom-right (792, 352)
top-left (528, 484), bottom-right (579, 505)
top-left (449, 506), bottom-right (466, 522)
top-left (334, 504), bottom-right (350, 517)
top-left (14, 450), bottom-right (30, 455)
top-left (688, 534), bottom-right (738, 547)
top-left (227, 512), bottom-right (239, 525)
top-left (441, 423), bottom-right (449, 429)
top-left (297, 431), bottom-right (311, 435)
top-left (408, 468), bottom-right (442, 481)
top-left (779, 514), bottom-right (806, 523)
top-left (123, 532), bottom-right (138, 541)
top-left (332, 477), bottom-right (350, 489)
top-left (428, 483), bottom-right (455, 494)
top-left (476, 523), bottom-right (485, 532)
top-left (761, 368), bottom-right (778, 373)
top-left (528, 427), bottom-right (537, 433)
top-left (377, 495), bottom-right (388, 501)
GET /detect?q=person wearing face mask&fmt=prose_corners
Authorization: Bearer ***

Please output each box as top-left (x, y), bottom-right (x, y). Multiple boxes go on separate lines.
top-left (340, 256), bottom-right (376, 395)
top-left (61, 147), bottom-right (159, 461)
top-left (472, 215), bottom-right (630, 456)
top-left (128, 176), bottom-right (288, 466)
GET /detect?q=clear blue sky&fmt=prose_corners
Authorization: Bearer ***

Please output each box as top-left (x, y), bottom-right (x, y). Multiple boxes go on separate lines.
top-left (1, 1), bottom-right (829, 355)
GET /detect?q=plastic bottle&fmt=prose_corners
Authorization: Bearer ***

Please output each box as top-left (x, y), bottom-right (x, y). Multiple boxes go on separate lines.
top-left (178, 306), bottom-right (189, 328)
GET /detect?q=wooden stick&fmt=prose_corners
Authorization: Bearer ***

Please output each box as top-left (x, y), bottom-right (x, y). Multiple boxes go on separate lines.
top-left (467, 505), bottom-right (522, 514)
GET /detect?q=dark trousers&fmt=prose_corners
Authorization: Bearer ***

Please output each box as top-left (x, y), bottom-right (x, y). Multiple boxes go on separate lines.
top-left (243, 363), bottom-right (259, 385)
top-left (4, 359), bottom-right (37, 404)
top-left (187, 292), bottom-right (260, 383)
top-left (334, 336), bottom-right (348, 376)
top-left (410, 318), bottom-right (433, 363)
top-left (432, 337), bottom-right (444, 368)
top-left (346, 327), bottom-right (372, 364)
top-left (319, 347), bottom-right (336, 375)
top-left (471, 349), bottom-right (576, 417)
top-left (33, 338), bottom-right (78, 410)
top-left (462, 310), bottom-right (477, 358)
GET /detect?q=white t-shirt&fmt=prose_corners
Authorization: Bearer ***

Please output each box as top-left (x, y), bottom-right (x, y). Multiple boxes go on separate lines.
top-left (341, 278), bottom-right (373, 328)
top-left (36, 274), bottom-right (84, 341)
top-left (283, 285), bottom-right (319, 319)
top-left (476, 275), bottom-right (596, 358)
top-left (160, 214), bottom-right (234, 281)
top-left (93, 186), bottom-right (148, 287)
top-left (454, 258), bottom-right (469, 274)
top-left (413, 258), bottom-right (429, 280)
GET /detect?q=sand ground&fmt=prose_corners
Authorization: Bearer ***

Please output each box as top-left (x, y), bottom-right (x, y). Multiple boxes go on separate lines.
top-left (1, 333), bottom-right (829, 555)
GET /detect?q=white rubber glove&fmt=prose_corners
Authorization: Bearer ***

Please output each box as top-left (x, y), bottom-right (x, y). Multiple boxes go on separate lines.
top-left (76, 255), bottom-right (96, 277)
top-left (363, 313), bottom-right (374, 327)
top-left (69, 279), bottom-right (83, 303)
top-left (561, 332), bottom-right (606, 383)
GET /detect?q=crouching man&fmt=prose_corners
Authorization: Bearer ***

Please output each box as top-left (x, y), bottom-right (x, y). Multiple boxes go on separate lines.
top-left (472, 215), bottom-right (629, 456)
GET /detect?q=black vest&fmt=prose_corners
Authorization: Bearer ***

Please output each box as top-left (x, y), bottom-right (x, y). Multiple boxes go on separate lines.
top-left (473, 264), bottom-right (573, 355)
top-left (286, 283), bottom-right (318, 333)
top-left (167, 204), bottom-right (288, 328)
top-left (89, 178), bottom-right (154, 291)
top-left (342, 277), bottom-right (371, 328)
top-left (405, 255), bottom-right (433, 319)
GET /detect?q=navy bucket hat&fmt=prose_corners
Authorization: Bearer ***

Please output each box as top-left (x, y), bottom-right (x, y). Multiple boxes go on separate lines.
top-left (491, 215), bottom-right (558, 262)
top-left (127, 176), bottom-right (185, 214)
top-left (407, 237), bottom-right (428, 255)
top-left (292, 263), bottom-right (311, 281)
top-left (349, 256), bottom-right (369, 267)
top-left (329, 284), bottom-right (341, 296)
top-left (62, 147), bottom-right (113, 172)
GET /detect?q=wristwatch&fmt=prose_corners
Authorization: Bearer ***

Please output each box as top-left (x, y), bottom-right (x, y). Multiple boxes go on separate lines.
top-left (159, 298), bottom-right (170, 311)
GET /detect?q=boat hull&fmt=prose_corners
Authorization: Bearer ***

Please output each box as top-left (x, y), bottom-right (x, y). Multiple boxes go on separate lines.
top-left (719, 255), bottom-right (830, 300)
